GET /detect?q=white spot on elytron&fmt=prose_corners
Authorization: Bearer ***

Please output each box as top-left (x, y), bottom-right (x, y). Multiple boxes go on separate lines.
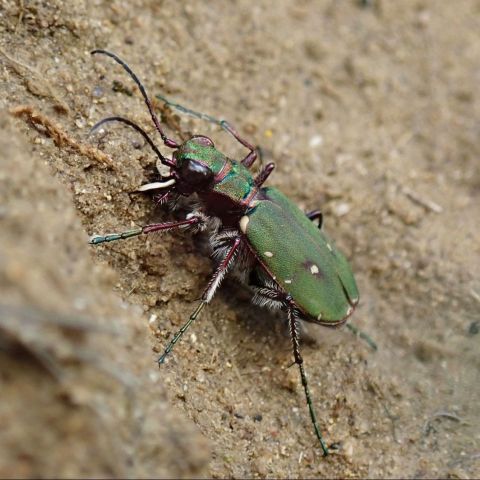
top-left (310, 264), bottom-right (319, 275)
top-left (264, 251), bottom-right (274, 257)
top-left (284, 279), bottom-right (292, 284)
top-left (346, 306), bottom-right (353, 316)
top-left (326, 243), bottom-right (333, 252)
top-left (317, 313), bottom-right (322, 321)
top-left (239, 215), bottom-right (249, 233)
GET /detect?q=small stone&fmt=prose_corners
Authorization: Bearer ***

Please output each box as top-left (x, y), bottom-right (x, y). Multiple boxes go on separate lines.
top-left (309, 135), bottom-right (323, 148)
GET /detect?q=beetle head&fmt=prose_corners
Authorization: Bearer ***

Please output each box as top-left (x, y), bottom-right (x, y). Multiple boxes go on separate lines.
top-left (171, 136), bottom-right (216, 195)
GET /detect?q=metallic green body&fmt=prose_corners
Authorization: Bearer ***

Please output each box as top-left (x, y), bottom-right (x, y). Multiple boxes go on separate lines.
top-left (175, 140), bottom-right (256, 203)
top-left (174, 140), bottom-right (227, 175)
top-left (245, 187), bottom-right (359, 323)
top-left (175, 139), bottom-right (359, 324)
top-left (214, 159), bottom-right (256, 204)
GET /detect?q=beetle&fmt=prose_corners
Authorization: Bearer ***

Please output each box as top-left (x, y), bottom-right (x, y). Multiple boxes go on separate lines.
top-left (89, 50), bottom-right (368, 456)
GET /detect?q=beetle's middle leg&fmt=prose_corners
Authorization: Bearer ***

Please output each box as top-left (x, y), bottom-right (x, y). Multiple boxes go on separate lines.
top-left (158, 236), bottom-right (242, 364)
top-left (156, 93), bottom-right (261, 168)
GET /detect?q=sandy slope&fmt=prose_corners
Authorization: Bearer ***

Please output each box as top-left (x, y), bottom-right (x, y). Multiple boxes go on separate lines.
top-left (1, 1), bottom-right (479, 477)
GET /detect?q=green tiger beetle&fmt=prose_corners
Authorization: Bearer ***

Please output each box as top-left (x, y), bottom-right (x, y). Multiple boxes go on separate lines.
top-left (89, 50), bottom-right (376, 456)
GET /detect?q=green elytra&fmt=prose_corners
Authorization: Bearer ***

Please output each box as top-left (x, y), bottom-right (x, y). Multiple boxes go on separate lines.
top-left (245, 187), bottom-right (359, 323)
top-left (89, 50), bottom-right (376, 457)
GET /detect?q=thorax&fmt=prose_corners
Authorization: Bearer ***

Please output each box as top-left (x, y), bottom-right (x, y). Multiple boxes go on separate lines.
top-left (199, 158), bottom-right (259, 225)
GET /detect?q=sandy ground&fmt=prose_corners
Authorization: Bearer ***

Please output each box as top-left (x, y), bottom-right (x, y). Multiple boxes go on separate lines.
top-left (0, 1), bottom-right (479, 478)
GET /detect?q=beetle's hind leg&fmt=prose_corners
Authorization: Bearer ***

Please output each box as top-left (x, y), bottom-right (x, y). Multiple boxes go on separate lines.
top-left (251, 282), bottom-right (329, 455)
top-left (156, 93), bottom-right (261, 169)
top-left (303, 211), bottom-right (377, 350)
top-left (345, 323), bottom-right (377, 351)
top-left (251, 277), bottom-right (286, 311)
top-left (286, 300), bottom-right (330, 456)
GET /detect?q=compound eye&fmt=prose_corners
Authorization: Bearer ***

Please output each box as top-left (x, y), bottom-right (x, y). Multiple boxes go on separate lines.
top-left (190, 135), bottom-right (214, 147)
top-left (181, 159), bottom-right (214, 187)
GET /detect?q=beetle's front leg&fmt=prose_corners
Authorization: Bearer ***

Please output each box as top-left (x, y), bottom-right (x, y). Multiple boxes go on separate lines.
top-left (158, 236), bottom-right (242, 364)
top-left (89, 213), bottom-right (207, 245)
top-left (254, 162), bottom-right (275, 187)
top-left (219, 120), bottom-right (260, 168)
top-left (155, 93), bottom-right (261, 169)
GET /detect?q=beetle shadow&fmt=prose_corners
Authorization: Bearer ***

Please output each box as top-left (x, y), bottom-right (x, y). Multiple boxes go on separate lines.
top-left (215, 278), bottom-right (323, 354)
top-left (218, 278), bottom-right (285, 335)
